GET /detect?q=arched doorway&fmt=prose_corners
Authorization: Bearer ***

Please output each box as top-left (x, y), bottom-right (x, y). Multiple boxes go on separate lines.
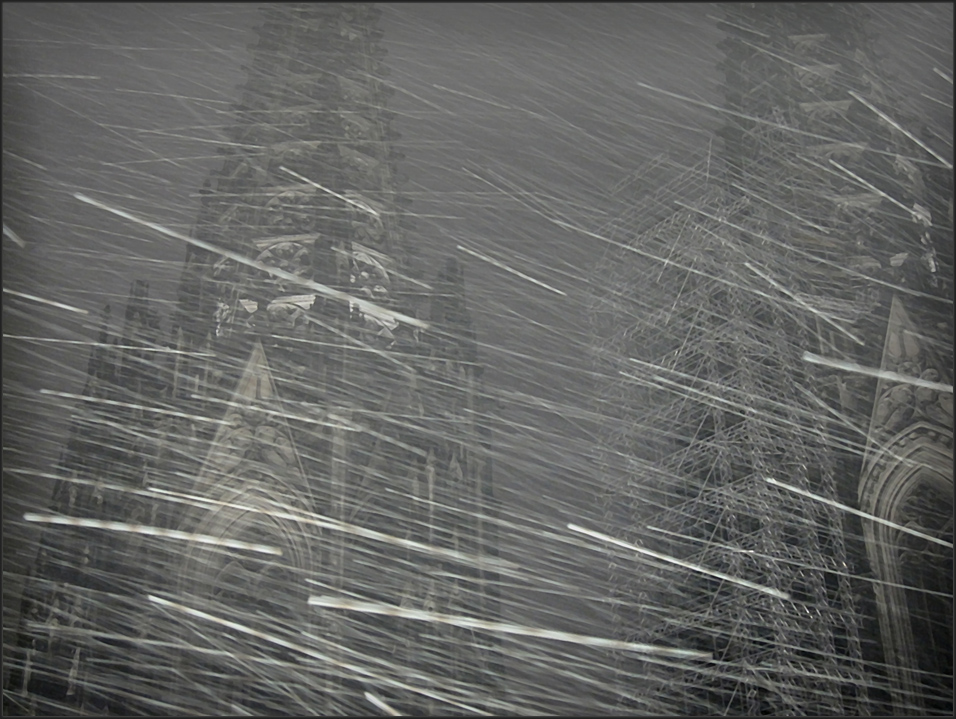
top-left (860, 425), bottom-right (954, 715)
top-left (174, 482), bottom-right (320, 715)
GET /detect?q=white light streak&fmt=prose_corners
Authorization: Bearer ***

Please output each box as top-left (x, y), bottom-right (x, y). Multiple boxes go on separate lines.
top-left (364, 691), bottom-right (402, 716)
top-left (3, 73), bottom-right (101, 80)
top-left (308, 595), bottom-right (712, 659)
top-left (3, 288), bottom-right (88, 315)
top-left (146, 485), bottom-right (519, 574)
top-left (3, 223), bottom-right (27, 248)
top-left (848, 90), bottom-right (953, 170)
top-left (4, 336), bottom-right (213, 355)
top-left (764, 478), bottom-right (953, 549)
top-left (38, 389), bottom-right (232, 426)
top-left (279, 166), bottom-right (380, 217)
top-left (743, 262), bottom-right (864, 346)
top-left (72, 192), bottom-right (428, 330)
top-left (802, 352), bottom-right (954, 393)
top-left (567, 523), bottom-right (791, 601)
top-left (456, 244), bottom-right (567, 296)
top-left (148, 596), bottom-right (492, 716)
top-left (23, 514), bottom-right (283, 555)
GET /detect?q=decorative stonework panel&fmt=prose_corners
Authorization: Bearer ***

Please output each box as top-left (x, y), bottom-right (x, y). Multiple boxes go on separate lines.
top-left (865, 296), bottom-right (953, 463)
top-left (859, 295), bottom-right (954, 715)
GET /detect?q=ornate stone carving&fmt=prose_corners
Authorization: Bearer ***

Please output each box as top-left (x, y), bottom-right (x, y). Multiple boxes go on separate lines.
top-left (215, 400), bottom-right (297, 476)
top-left (255, 239), bottom-right (312, 277)
top-left (858, 294), bottom-right (954, 715)
top-left (262, 188), bottom-right (321, 235)
top-left (869, 297), bottom-right (953, 447)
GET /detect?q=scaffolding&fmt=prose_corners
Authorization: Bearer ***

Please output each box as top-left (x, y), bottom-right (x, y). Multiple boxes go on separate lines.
top-left (589, 4), bottom-right (952, 715)
top-left (591, 180), bottom-right (875, 714)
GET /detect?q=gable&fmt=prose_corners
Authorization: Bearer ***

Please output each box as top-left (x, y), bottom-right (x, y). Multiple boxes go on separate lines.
top-left (188, 340), bottom-right (315, 512)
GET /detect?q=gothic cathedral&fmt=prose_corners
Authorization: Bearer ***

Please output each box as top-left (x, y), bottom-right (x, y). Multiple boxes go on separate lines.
top-left (592, 4), bottom-right (952, 715)
top-left (5, 5), bottom-right (502, 715)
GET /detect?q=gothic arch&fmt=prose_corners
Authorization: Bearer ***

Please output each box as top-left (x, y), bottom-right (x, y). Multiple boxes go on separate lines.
top-left (181, 479), bottom-right (316, 580)
top-left (859, 422), bottom-right (954, 715)
top-left (170, 481), bottom-right (319, 714)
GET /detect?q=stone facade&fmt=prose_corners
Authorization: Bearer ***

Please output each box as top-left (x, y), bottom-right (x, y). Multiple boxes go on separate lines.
top-left (4, 5), bottom-right (502, 715)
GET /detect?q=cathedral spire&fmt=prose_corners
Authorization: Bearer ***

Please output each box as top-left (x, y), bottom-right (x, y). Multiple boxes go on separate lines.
top-left (593, 5), bottom-right (951, 716)
top-left (7, 6), bottom-right (500, 715)
top-left (176, 3), bottom-right (412, 353)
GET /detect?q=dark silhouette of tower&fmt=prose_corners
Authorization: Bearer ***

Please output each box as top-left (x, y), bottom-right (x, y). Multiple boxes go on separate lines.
top-left (4, 5), bottom-right (501, 716)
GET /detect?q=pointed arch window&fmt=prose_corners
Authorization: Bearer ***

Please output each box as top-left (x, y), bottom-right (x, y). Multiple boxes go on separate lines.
top-left (860, 434), bottom-right (954, 716)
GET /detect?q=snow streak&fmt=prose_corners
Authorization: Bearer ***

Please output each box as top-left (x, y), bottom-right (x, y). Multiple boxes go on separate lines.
top-left (3, 3), bottom-right (952, 716)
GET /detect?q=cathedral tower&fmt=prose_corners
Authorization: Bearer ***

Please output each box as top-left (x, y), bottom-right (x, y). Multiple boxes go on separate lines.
top-left (5, 5), bottom-right (501, 716)
top-left (591, 4), bottom-right (951, 715)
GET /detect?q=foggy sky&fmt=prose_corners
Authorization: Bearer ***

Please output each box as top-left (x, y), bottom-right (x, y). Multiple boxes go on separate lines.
top-left (3, 3), bottom-right (952, 711)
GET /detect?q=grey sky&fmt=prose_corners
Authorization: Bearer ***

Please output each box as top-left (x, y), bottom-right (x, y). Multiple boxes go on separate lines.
top-left (3, 3), bottom-right (951, 711)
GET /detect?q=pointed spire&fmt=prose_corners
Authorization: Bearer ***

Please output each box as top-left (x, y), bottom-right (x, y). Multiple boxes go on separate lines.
top-left (173, 3), bottom-right (409, 351)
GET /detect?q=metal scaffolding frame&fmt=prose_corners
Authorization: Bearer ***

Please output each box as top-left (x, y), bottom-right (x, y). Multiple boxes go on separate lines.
top-left (589, 4), bottom-right (952, 715)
